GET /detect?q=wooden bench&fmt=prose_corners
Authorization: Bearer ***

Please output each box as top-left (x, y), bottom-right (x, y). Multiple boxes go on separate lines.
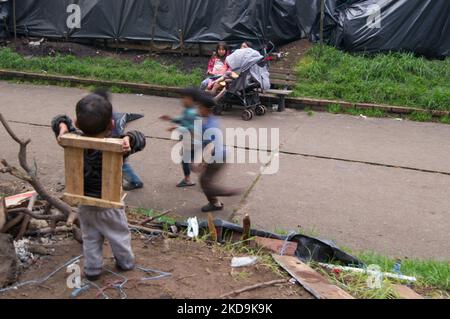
top-left (59, 134), bottom-right (125, 209)
top-left (267, 67), bottom-right (297, 112)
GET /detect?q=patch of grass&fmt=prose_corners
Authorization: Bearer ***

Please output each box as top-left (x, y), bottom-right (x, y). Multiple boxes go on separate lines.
top-left (408, 111), bottom-right (433, 122)
top-left (315, 265), bottom-right (398, 299)
top-left (133, 208), bottom-right (177, 225)
top-left (0, 47), bottom-right (202, 87)
top-left (440, 115), bottom-right (450, 124)
top-left (357, 251), bottom-right (450, 291)
top-left (327, 103), bottom-right (342, 114)
top-left (295, 45), bottom-right (450, 111)
top-left (344, 107), bottom-right (386, 118)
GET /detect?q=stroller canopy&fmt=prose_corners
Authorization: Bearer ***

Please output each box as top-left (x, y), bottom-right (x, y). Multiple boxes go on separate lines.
top-left (226, 48), bottom-right (270, 91)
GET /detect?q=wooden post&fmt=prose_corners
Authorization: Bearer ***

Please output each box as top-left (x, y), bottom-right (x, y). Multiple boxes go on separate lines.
top-left (0, 197), bottom-right (6, 231)
top-left (12, 0), bottom-right (17, 42)
top-left (150, 0), bottom-right (160, 54)
top-left (319, 0), bottom-right (325, 57)
top-left (59, 134), bottom-right (125, 209)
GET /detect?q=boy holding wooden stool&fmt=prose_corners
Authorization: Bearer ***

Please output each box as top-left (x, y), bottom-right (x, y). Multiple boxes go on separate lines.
top-left (51, 90), bottom-right (146, 281)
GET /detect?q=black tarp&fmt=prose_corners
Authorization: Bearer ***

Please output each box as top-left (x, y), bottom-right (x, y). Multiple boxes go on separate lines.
top-left (13, 0), bottom-right (274, 48)
top-left (328, 0), bottom-right (450, 58)
top-left (180, 219), bottom-right (364, 266)
top-left (8, 0), bottom-right (450, 57)
top-left (0, 0), bottom-right (8, 39)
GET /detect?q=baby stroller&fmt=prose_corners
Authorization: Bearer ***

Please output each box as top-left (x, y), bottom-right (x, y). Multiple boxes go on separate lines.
top-left (212, 48), bottom-right (271, 121)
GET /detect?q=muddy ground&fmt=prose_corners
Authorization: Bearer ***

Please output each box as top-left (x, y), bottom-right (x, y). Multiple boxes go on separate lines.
top-left (0, 233), bottom-right (310, 299)
top-left (5, 39), bottom-right (209, 73)
top-left (3, 37), bottom-right (312, 73)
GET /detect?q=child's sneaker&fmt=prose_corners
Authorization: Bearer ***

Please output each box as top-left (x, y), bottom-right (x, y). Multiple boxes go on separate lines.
top-left (201, 202), bottom-right (224, 212)
top-left (123, 181), bottom-right (144, 191)
top-left (85, 273), bottom-right (102, 282)
top-left (115, 262), bottom-right (135, 272)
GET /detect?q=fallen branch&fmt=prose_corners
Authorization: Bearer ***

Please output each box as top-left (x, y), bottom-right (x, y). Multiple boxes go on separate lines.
top-left (139, 210), bottom-right (171, 226)
top-left (0, 113), bottom-right (81, 241)
top-left (0, 113), bottom-right (74, 218)
top-left (26, 225), bottom-right (73, 236)
top-left (219, 279), bottom-right (287, 299)
top-left (6, 207), bottom-right (66, 222)
top-left (129, 223), bottom-right (187, 239)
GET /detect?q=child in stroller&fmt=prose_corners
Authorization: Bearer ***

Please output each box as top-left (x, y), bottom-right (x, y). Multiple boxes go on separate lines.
top-left (205, 47), bottom-right (271, 121)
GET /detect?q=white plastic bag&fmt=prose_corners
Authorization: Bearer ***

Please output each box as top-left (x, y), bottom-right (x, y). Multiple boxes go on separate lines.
top-left (187, 217), bottom-right (199, 239)
top-left (231, 256), bottom-right (259, 268)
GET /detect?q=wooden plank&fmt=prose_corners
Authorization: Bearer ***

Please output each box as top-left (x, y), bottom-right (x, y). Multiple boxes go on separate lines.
top-left (270, 79), bottom-right (297, 87)
top-left (60, 134), bottom-right (124, 153)
top-left (64, 147), bottom-right (84, 196)
top-left (270, 67), bottom-right (296, 74)
top-left (255, 237), bottom-right (297, 256)
top-left (392, 284), bottom-right (424, 299)
top-left (63, 193), bottom-right (124, 209)
top-left (266, 89), bottom-right (293, 95)
top-left (269, 73), bottom-right (297, 81)
top-left (0, 197), bottom-right (6, 231)
top-left (101, 151), bottom-right (123, 202)
top-left (272, 254), bottom-right (354, 299)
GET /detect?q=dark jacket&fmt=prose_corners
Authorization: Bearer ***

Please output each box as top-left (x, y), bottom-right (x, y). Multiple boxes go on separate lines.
top-left (51, 114), bottom-right (146, 198)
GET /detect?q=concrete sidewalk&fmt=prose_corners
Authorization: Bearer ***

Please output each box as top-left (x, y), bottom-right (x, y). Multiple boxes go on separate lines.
top-left (0, 81), bottom-right (449, 260)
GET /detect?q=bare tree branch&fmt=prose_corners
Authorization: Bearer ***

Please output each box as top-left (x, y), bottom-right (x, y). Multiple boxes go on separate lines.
top-left (0, 113), bottom-right (81, 242)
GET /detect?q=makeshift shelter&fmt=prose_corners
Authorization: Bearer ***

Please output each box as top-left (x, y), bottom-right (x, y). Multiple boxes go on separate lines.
top-left (3, 0), bottom-right (449, 57)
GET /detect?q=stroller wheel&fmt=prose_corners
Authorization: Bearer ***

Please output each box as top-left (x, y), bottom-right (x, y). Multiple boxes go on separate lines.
top-left (242, 109), bottom-right (253, 121)
top-left (255, 105), bottom-right (267, 116)
top-left (213, 104), bottom-right (223, 115)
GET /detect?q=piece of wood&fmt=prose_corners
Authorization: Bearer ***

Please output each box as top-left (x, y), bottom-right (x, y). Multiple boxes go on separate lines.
top-left (60, 134), bottom-right (124, 153)
top-left (101, 151), bottom-right (123, 202)
top-left (272, 254), bottom-right (354, 299)
top-left (266, 89), bottom-right (293, 95)
top-left (242, 214), bottom-right (251, 243)
top-left (270, 79), bottom-right (297, 87)
top-left (0, 197), bottom-right (5, 230)
top-left (220, 279), bottom-right (287, 298)
top-left (270, 73), bottom-right (297, 81)
top-left (63, 193), bottom-right (124, 209)
top-left (392, 284), bottom-right (424, 299)
top-left (64, 147), bottom-right (84, 196)
top-left (4, 191), bottom-right (37, 208)
top-left (16, 194), bottom-right (37, 239)
top-left (255, 237), bottom-right (298, 256)
top-left (207, 213), bottom-right (218, 242)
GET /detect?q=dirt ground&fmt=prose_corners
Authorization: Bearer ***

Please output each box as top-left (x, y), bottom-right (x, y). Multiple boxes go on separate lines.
top-left (4, 37), bottom-right (312, 73)
top-left (6, 39), bottom-right (209, 72)
top-left (271, 39), bottom-right (312, 69)
top-left (0, 233), bottom-right (310, 299)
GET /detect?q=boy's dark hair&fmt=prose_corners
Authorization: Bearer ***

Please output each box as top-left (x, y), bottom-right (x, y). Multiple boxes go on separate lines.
top-left (180, 87), bottom-right (201, 101)
top-left (76, 89), bottom-right (113, 136)
top-left (196, 92), bottom-right (217, 109)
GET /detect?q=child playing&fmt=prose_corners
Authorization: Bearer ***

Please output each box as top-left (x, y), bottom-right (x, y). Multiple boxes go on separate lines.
top-left (194, 92), bottom-right (241, 212)
top-left (200, 42), bottom-right (230, 90)
top-left (160, 87), bottom-right (200, 188)
top-left (51, 90), bottom-right (146, 281)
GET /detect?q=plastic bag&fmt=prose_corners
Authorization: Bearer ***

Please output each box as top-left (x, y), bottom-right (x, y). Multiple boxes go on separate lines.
top-left (187, 217), bottom-right (199, 239)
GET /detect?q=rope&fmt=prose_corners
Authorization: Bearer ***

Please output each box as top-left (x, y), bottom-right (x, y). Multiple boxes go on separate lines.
top-left (279, 231), bottom-right (296, 256)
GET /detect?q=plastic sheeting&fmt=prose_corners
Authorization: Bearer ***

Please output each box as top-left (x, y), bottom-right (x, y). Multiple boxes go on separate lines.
top-left (0, 1), bottom-right (8, 39)
top-left (8, 0), bottom-right (450, 57)
top-left (329, 0), bottom-right (450, 58)
top-left (13, 0), bottom-right (274, 48)
top-left (179, 219), bottom-right (364, 267)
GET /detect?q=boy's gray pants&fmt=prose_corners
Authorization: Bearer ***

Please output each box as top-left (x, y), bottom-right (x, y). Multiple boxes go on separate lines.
top-left (78, 206), bottom-right (135, 276)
